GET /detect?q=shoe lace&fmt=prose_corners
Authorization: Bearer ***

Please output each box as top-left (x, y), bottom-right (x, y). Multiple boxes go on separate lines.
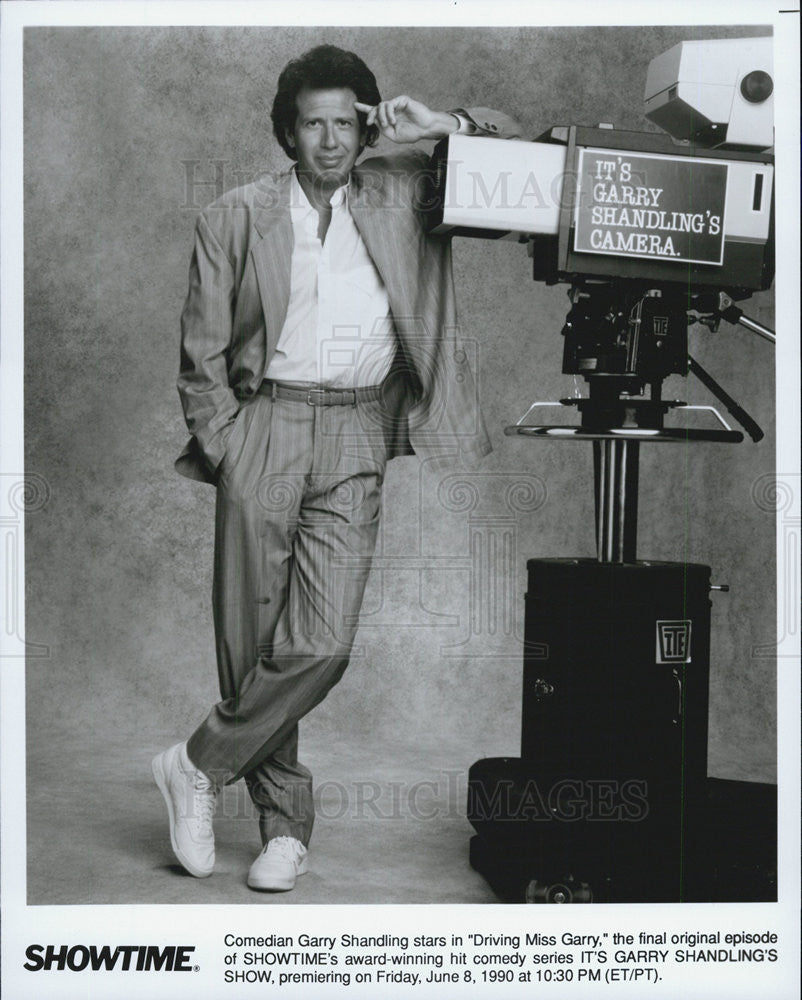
top-left (192, 771), bottom-right (217, 833)
top-left (267, 836), bottom-right (302, 861)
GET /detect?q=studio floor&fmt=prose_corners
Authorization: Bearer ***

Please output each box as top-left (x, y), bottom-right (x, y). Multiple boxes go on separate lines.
top-left (25, 728), bottom-right (499, 906)
top-left (24, 717), bottom-right (776, 907)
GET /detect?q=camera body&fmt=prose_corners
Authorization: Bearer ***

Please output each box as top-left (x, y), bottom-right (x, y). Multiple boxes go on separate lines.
top-left (425, 37), bottom-right (774, 298)
top-left (426, 126), bottom-right (773, 297)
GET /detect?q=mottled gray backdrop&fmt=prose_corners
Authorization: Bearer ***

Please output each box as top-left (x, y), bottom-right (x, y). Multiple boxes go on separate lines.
top-left (24, 24), bottom-right (776, 794)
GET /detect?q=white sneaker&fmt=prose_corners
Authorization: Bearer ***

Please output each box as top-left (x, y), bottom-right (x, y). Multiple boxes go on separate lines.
top-left (247, 836), bottom-right (309, 891)
top-left (152, 743), bottom-right (217, 878)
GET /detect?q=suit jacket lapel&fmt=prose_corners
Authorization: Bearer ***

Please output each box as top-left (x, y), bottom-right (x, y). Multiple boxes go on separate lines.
top-left (349, 167), bottom-right (421, 319)
top-left (250, 172), bottom-right (293, 363)
top-left (350, 163), bottom-right (438, 392)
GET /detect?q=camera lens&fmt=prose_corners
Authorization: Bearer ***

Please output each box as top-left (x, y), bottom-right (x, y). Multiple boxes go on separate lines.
top-left (740, 70), bottom-right (773, 103)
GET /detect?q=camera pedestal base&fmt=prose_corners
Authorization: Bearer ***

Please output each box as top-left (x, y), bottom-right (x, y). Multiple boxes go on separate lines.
top-left (467, 768), bottom-right (777, 904)
top-left (467, 558), bottom-right (713, 903)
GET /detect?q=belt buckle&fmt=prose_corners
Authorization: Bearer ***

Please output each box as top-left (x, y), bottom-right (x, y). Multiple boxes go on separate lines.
top-left (306, 388), bottom-right (327, 406)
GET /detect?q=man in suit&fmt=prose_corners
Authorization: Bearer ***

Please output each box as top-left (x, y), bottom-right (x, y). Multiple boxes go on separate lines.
top-left (153, 44), bottom-right (520, 892)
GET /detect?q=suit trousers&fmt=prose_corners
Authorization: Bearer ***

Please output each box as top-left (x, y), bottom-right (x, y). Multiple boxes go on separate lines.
top-left (186, 390), bottom-right (390, 846)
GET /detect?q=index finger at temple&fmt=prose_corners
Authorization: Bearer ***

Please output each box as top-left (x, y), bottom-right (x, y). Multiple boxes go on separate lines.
top-left (355, 102), bottom-right (376, 126)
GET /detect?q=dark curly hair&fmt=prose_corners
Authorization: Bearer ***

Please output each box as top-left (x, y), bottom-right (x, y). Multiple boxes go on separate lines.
top-left (271, 44), bottom-right (382, 160)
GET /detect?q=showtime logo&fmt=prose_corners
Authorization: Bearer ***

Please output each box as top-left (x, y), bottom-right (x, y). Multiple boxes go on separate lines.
top-left (24, 944), bottom-right (197, 972)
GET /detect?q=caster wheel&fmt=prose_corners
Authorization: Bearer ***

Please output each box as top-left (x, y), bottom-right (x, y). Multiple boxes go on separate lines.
top-left (525, 874), bottom-right (593, 903)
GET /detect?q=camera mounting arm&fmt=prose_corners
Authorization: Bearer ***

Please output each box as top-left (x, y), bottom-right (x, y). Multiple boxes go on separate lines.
top-left (690, 291), bottom-right (776, 344)
top-left (687, 355), bottom-right (764, 443)
top-left (684, 288), bottom-right (775, 441)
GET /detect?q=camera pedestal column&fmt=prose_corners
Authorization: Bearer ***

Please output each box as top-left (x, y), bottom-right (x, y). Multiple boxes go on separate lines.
top-left (594, 436), bottom-right (639, 562)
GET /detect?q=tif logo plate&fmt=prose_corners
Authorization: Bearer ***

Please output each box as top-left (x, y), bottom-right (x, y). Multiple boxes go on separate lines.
top-left (656, 620), bottom-right (692, 663)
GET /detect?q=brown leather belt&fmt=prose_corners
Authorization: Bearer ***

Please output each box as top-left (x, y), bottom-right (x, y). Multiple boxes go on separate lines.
top-left (257, 379), bottom-right (384, 406)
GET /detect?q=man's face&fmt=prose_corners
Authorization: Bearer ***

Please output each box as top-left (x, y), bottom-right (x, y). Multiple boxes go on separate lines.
top-left (288, 87), bottom-right (366, 195)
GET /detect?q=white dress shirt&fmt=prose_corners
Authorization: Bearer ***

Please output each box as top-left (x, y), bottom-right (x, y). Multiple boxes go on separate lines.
top-left (264, 171), bottom-right (397, 388)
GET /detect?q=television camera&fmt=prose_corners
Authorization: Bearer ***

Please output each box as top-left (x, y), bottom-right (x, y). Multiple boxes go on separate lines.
top-left (427, 35), bottom-right (774, 561)
top-left (426, 37), bottom-right (777, 903)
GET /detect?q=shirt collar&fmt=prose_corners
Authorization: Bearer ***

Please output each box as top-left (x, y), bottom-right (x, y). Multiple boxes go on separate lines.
top-left (290, 169), bottom-right (349, 219)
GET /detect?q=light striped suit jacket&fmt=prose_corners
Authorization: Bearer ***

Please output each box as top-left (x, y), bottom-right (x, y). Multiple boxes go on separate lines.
top-left (175, 108), bottom-right (522, 484)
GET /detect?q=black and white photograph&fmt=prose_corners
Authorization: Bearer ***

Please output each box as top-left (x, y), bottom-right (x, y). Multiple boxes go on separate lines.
top-left (1, 2), bottom-right (799, 998)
